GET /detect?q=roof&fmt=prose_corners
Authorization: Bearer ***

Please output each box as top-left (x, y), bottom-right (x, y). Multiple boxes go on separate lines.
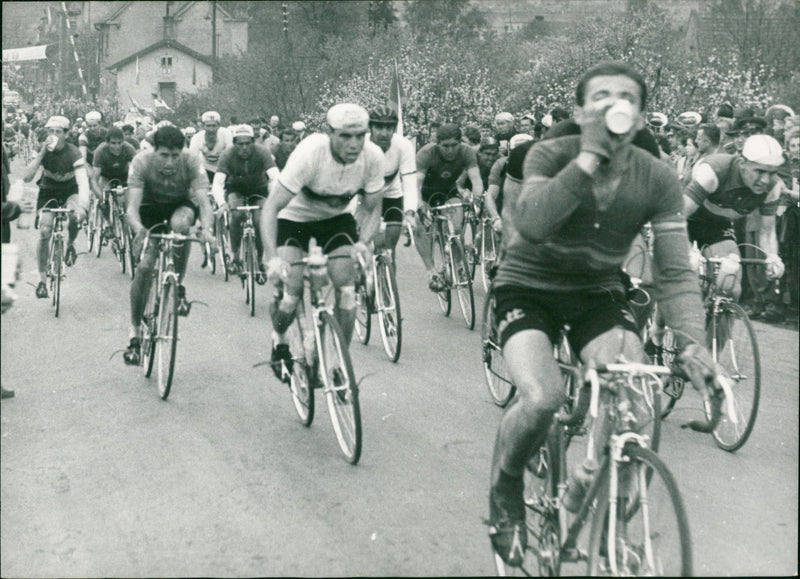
top-left (172, 1), bottom-right (247, 21)
top-left (96, 1), bottom-right (246, 25)
top-left (106, 39), bottom-right (214, 70)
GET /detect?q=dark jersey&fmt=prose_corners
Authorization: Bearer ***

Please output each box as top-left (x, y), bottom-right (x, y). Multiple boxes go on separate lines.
top-left (416, 142), bottom-right (477, 197)
top-left (39, 143), bottom-right (84, 194)
top-left (216, 144), bottom-right (276, 196)
top-left (93, 141), bottom-right (137, 182)
top-left (128, 150), bottom-right (208, 205)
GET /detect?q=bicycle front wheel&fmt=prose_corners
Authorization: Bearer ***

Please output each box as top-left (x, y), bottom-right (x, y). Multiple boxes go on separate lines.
top-left (462, 216), bottom-right (478, 281)
top-left (451, 239), bottom-right (475, 330)
top-left (354, 275), bottom-right (371, 345)
top-left (587, 445), bottom-right (692, 577)
top-left (286, 314), bottom-right (315, 426)
top-left (481, 290), bottom-right (515, 406)
top-left (431, 229), bottom-right (451, 316)
top-left (318, 311), bottom-right (361, 464)
top-left (481, 221), bottom-right (497, 294)
top-left (142, 276), bottom-right (159, 378)
top-left (706, 302), bottom-right (760, 452)
top-left (86, 198), bottom-right (97, 253)
top-left (50, 237), bottom-right (63, 318)
top-left (93, 203), bottom-right (104, 258)
top-left (245, 237), bottom-right (256, 316)
top-left (113, 212), bottom-right (127, 274)
top-left (216, 218), bottom-right (230, 282)
top-left (376, 256), bottom-right (402, 362)
top-left (156, 278), bottom-right (179, 400)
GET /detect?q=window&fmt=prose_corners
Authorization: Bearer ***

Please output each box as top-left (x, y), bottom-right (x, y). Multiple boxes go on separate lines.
top-left (160, 56), bottom-right (173, 66)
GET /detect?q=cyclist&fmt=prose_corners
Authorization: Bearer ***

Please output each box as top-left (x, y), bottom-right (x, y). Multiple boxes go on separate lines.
top-left (272, 127), bottom-right (299, 171)
top-left (21, 116), bottom-right (90, 298)
top-left (260, 103), bottom-right (383, 376)
top-left (487, 61), bottom-right (716, 567)
top-left (683, 134), bottom-right (786, 301)
top-left (366, 105), bottom-right (418, 255)
top-left (210, 124), bottom-right (279, 278)
top-left (122, 126), bottom-right (215, 365)
top-left (413, 123), bottom-right (482, 291)
top-left (78, 110), bottom-right (108, 165)
top-left (188, 111), bottom-right (232, 183)
top-left (91, 127), bottom-right (138, 239)
top-left (121, 124), bottom-right (140, 150)
top-left (458, 136), bottom-right (500, 195)
top-left (485, 134), bottom-right (534, 245)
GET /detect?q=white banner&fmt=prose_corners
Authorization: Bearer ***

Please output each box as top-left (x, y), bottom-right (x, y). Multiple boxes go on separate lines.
top-left (2, 45), bottom-right (50, 63)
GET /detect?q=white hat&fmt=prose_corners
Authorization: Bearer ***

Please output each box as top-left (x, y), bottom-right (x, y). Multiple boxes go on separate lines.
top-left (85, 110), bottom-right (102, 123)
top-left (646, 112), bottom-right (669, 128)
top-left (326, 103), bottom-right (369, 131)
top-left (509, 133), bottom-right (534, 150)
top-left (270, 115), bottom-right (279, 123)
top-left (292, 121), bottom-right (306, 132)
top-left (231, 124), bottom-right (255, 139)
top-left (201, 111), bottom-right (221, 123)
top-left (156, 119), bottom-right (174, 129)
top-left (184, 126), bottom-right (197, 136)
top-left (741, 134), bottom-right (784, 166)
top-left (494, 112), bottom-right (514, 123)
top-left (676, 111), bottom-right (702, 128)
top-left (45, 115), bottom-right (70, 130)
top-left (541, 114), bottom-right (553, 128)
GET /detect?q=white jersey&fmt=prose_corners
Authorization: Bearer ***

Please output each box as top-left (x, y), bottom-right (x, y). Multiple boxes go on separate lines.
top-left (278, 133), bottom-right (384, 223)
top-left (188, 127), bottom-right (232, 173)
top-left (374, 133), bottom-right (417, 211)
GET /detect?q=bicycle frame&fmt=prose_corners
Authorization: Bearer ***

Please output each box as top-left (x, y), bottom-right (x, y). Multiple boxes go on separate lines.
top-left (430, 201), bottom-right (470, 288)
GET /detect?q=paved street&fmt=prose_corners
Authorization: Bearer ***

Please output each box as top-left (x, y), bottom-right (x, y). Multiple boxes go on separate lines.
top-left (1, 173), bottom-right (798, 576)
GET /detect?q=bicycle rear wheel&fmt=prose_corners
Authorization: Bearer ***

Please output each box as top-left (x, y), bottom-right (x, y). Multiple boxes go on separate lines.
top-left (451, 239), bottom-right (475, 330)
top-left (286, 313), bottom-right (315, 426)
top-left (376, 256), bottom-right (402, 362)
top-left (481, 221), bottom-right (497, 294)
top-left (431, 229), bottom-right (452, 316)
top-left (319, 311), bottom-right (361, 464)
top-left (587, 445), bottom-right (692, 577)
top-left (706, 302), bottom-right (760, 452)
top-left (481, 290), bottom-right (515, 407)
top-left (142, 276), bottom-right (159, 378)
top-left (156, 278), bottom-right (179, 400)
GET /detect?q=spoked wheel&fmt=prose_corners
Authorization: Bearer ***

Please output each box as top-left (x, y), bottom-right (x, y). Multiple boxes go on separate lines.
top-left (86, 198), bottom-right (97, 253)
top-left (431, 229), bottom-right (451, 316)
top-left (50, 238), bottom-right (62, 318)
top-left (216, 217), bottom-right (231, 282)
top-left (156, 278), bottom-right (179, 400)
top-left (245, 240), bottom-right (256, 317)
top-left (481, 291), bottom-right (515, 406)
top-left (647, 327), bottom-right (683, 420)
top-left (318, 311), bottom-right (361, 464)
top-left (125, 223), bottom-right (137, 279)
top-left (142, 277), bottom-right (159, 378)
top-left (354, 277), bottom-right (372, 345)
top-left (113, 212), bottom-right (127, 274)
top-left (376, 256), bottom-right (402, 362)
top-left (587, 445), bottom-right (692, 577)
top-left (286, 314), bottom-right (314, 426)
top-left (207, 241), bottom-right (216, 275)
top-left (93, 204), bottom-right (104, 258)
top-left (462, 217), bottom-right (478, 281)
top-left (451, 239), bottom-right (475, 330)
top-left (705, 302), bottom-right (760, 452)
top-left (481, 221), bottom-right (497, 294)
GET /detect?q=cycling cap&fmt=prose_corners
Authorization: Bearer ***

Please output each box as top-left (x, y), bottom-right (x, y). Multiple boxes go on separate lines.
top-left (369, 105), bottom-right (398, 125)
top-left (270, 115), bottom-right (279, 124)
top-left (292, 121), bottom-right (306, 131)
top-left (45, 116), bottom-right (70, 130)
top-left (494, 112), bottom-right (514, 123)
top-left (478, 136), bottom-right (499, 151)
top-left (327, 103), bottom-right (369, 131)
top-left (184, 126), bottom-right (197, 136)
top-left (741, 134), bottom-right (784, 166)
top-left (509, 133), bottom-right (534, 150)
top-left (676, 111), bottom-right (702, 128)
top-left (201, 111), bottom-right (221, 123)
top-left (766, 104), bottom-right (795, 118)
top-left (85, 110), bottom-right (102, 123)
top-left (231, 124), bottom-right (255, 139)
top-left (156, 119), bottom-right (174, 129)
top-left (646, 112), bottom-right (668, 128)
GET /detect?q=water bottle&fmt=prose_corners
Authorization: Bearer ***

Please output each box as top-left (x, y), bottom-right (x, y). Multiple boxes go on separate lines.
top-left (562, 458), bottom-right (599, 513)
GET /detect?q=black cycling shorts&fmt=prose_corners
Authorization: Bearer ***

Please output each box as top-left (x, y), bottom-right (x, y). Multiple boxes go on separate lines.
top-left (492, 284), bottom-right (639, 355)
top-left (382, 197), bottom-right (404, 223)
top-left (276, 213), bottom-right (358, 253)
top-left (140, 200), bottom-right (199, 230)
top-left (687, 209), bottom-right (737, 249)
top-left (37, 187), bottom-right (78, 210)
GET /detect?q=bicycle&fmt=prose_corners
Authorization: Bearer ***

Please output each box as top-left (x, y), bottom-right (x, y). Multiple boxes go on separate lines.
top-left (214, 203), bottom-right (232, 281)
top-left (39, 203), bottom-right (73, 318)
top-left (85, 192), bottom-right (103, 255)
top-left (107, 184), bottom-right (133, 276)
top-left (491, 355), bottom-right (730, 576)
top-left (272, 237), bottom-right (362, 464)
top-left (647, 246), bottom-right (763, 452)
top-left (461, 194), bottom-right (482, 282)
top-left (231, 198), bottom-right (265, 317)
top-left (427, 194), bottom-right (475, 330)
top-left (138, 224), bottom-right (203, 400)
top-left (480, 213), bottom-right (501, 294)
top-left (354, 246), bottom-right (403, 362)
top-left (481, 284), bottom-right (515, 406)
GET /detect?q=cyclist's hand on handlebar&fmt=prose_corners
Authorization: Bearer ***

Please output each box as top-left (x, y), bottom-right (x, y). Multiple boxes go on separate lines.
top-left (677, 343), bottom-right (715, 391)
top-left (492, 217), bottom-right (503, 232)
top-left (131, 228), bottom-right (147, 258)
top-left (765, 253), bottom-right (785, 279)
top-left (266, 257), bottom-right (288, 285)
top-left (215, 201), bottom-right (228, 216)
top-left (200, 228), bottom-right (217, 251)
top-left (351, 241), bottom-right (372, 266)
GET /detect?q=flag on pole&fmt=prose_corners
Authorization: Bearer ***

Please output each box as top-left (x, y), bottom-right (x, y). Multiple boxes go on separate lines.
top-left (135, 56), bottom-right (140, 84)
top-left (192, 59), bottom-right (197, 85)
top-left (388, 59), bottom-right (405, 135)
top-left (46, 6), bottom-right (52, 27)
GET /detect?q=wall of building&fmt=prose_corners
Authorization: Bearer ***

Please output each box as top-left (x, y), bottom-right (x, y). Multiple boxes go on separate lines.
top-left (103, 2), bottom-right (165, 68)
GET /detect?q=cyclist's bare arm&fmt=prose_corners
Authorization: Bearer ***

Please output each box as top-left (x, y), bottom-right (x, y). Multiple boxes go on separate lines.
top-left (354, 191), bottom-right (383, 244)
top-left (683, 195), bottom-right (701, 216)
top-left (466, 165), bottom-right (482, 200)
top-left (126, 185), bottom-right (145, 234)
top-left (74, 163), bottom-right (91, 210)
top-left (189, 184), bottom-right (215, 233)
top-left (757, 214), bottom-right (780, 258)
top-left (22, 145), bottom-right (46, 182)
top-left (210, 172), bottom-right (227, 207)
top-left (485, 184), bottom-right (502, 221)
top-left (259, 180), bottom-right (295, 261)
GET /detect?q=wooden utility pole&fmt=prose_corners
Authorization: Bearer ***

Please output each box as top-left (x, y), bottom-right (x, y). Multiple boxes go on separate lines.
top-left (211, 0), bottom-right (217, 81)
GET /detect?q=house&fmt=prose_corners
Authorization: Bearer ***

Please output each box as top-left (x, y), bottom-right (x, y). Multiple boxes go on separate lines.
top-left (95, 1), bottom-right (248, 110)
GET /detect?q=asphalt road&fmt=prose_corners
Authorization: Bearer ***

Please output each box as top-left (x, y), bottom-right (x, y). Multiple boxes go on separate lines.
top-left (1, 173), bottom-right (798, 576)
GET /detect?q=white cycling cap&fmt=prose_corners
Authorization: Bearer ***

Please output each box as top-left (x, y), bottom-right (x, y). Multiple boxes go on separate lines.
top-left (742, 134), bottom-right (784, 166)
top-left (327, 103), bottom-right (369, 131)
top-left (45, 115), bottom-right (70, 130)
top-left (231, 124), bottom-right (255, 139)
top-left (494, 112), bottom-right (514, 123)
top-left (201, 111), bottom-right (221, 123)
top-left (270, 115), bottom-right (280, 123)
top-left (541, 114), bottom-right (553, 128)
top-left (184, 126), bottom-right (197, 136)
top-left (292, 121), bottom-right (306, 131)
top-left (509, 133), bottom-right (534, 150)
top-left (85, 110), bottom-right (102, 123)
top-left (676, 111), bottom-right (702, 128)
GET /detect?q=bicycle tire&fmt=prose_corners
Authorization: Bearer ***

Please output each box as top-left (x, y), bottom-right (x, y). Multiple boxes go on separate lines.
top-left (217, 224), bottom-right (230, 282)
top-left (431, 228), bottom-right (451, 316)
top-left (51, 237), bottom-right (62, 318)
top-left (355, 274), bottom-right (371, 345)
top-left (124, 221), bottom-right (137, 279)
top-left (156, 278), bottom-right (179, 400)
top-left (114, 210), bottom-right (127, 274)
top-left (587, 445), bottom-right (692, 577)
top-left (93, 202), bottom-right (104, 258)
top-left (462, 216), bottom-right (478, 281)
top-left (451, 238), bottom-right (475, 330)
top-left (376, 256), bottom-right (402, 362)
top-left (142, 276), bottom-right (159, 378)
top-left (246, 237), bottom-right (256, 317)
top-left (481, 221), bottom-right (496, 294)
top-left (287, 312), bottom-right (315, 426)
top-left (86, 198), bottom-right (97, 253)
top-left (705, 302), bottom-right (760, 452)
top-left (481, 290), bottom-right (515, 407)
top-left (319, 311), bottom-right (361, 464)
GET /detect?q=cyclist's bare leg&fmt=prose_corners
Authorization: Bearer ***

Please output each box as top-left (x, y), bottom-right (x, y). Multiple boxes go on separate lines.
top-left (36, 211), bottom-right (55, 283)
top-left (129, 246), bottom-right (158, 337)
top-left (272, 245), bottom-right (305, 342)
top-left (382, 223), bottom-right (402, 256)
top-left (702, 239), bottom-right (742, 300)
top-left (228, 192), bottom-right (246, 260)
top-left (65, 194), bottom-right (83, 247)
top-left (253, 202), bottom-right (265, 261)
top-left (412, 212), bottom-right (436, 271)
top-left (170, 206), bottom-right (195, 283)
top-left (328, 245), bottom-right (357, 345)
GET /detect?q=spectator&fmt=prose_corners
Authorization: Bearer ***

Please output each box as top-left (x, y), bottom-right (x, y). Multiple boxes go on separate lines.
top-left (493, 112), bottom-right (515, 155)
top-left (463, 125), bottom-right (482, 149)
top-left (695, 123), bottom-right (721, 161)
top-left (272, 128), bottom-right (298, 170)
